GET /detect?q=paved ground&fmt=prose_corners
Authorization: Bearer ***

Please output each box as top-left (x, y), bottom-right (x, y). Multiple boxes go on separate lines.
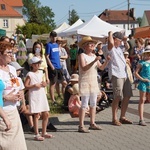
top-left (25, 89), bottom-right (150, 150)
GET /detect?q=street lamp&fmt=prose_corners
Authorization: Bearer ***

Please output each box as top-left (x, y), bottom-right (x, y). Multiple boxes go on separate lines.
top-left (69, 4), bottom-right (74, 25)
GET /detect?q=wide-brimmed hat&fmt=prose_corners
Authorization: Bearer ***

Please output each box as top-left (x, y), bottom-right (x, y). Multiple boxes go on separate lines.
top-left (29, 56), bottom-right (42, 64)
top-left (143, 45), bottom-right (150, 54)
top-left (56, 37), bottom-right (67, 44)
top-left (72, 83), bottom-right (79, 94)
top-left (123, 51), bottom-right (129, 55)
top-left (9, 61), bottom-right (24, 71)
top-left (69, 74), bottom-right (79, 82)
top-left (78, 36), bottom-right (97, 48)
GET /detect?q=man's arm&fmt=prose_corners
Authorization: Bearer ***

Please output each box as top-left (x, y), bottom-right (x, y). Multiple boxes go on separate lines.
top-left (108, 31), bottom-right (114, 51)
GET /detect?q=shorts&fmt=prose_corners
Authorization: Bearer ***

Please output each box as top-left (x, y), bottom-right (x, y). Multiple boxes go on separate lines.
top-left (48, 66), bottom-right (65, 84)
top-left (111, 76), bottom-right (133, 99)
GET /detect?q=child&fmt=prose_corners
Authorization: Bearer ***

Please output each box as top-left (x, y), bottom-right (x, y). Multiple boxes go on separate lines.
top-left (68, 83), bottom-right (89, 117)
top-left (135, 45), bottom-right (150, 126)
top-left (24, 56), bottom-right (52, 141)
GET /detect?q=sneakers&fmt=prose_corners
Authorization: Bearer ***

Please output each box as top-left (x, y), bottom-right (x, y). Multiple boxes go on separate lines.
top-left (52, 101), bottom-right (58, 106)
top-left (78, 126), bottom-right (90, 133)
top-left (119, 118), bottom-right (133, 124)
top-left (47, 123), bottom-right (57, 132)
top-left (139, 120), bottom-right (147, 126)
top-left (89, 124), bottom-right (102, 130)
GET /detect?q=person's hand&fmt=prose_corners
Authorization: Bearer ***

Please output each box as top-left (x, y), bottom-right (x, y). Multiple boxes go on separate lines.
top-left (19, 104), bottom-right (26, 113)
top-left (108, 31), bottom-right (113, 36)
top-left (3, 117), bottom-right (11, 131)
top-left (142, 78), bottom-right (150, 82)
top-left (34, 83), bottom-right (42, 88)
top-left (4, 90), bottom-right (20, 102)
top-left (17, 90), bottom-right (24, 101)
top-left (106, 55), bottom-right (111, 61)
top-left (123, 36), bottom-right (128, 42)
top-left (41, 81), bottom-right (47, 87)
top-left (95, 56), bottom-right (101, 61)
top-left (46, 78), bottom-right (50, 84)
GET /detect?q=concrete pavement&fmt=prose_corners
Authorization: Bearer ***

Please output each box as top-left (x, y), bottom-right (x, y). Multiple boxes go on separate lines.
top-left (25, 89), bottom-right (150, 150)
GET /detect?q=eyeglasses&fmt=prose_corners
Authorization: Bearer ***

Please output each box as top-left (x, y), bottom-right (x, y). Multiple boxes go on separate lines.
top-left (4, 50), bottom-right (13, 55)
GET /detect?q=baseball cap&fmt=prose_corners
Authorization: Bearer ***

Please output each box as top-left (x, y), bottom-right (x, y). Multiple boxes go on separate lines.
top-left (50, 31), bottom-right (57, 37)
top-left (29, 56), bottom-right (42, 64)
top-left (113, 32), bottom-right (124, 40)
top-left (9, 61), bottom-right (24, 71)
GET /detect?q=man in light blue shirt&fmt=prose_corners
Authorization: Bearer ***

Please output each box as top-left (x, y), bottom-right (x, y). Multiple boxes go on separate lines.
top-left (107, 31), bottom-right (133, 126)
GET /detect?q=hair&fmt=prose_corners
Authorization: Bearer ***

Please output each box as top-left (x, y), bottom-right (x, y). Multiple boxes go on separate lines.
top-left (135, 38), bottom-right (145, 45)
top-left (0, 36), bottom-right (9, 42)
top-left (9, 38), bottom-right (16, 46)
top-left (0, 42), bottom-right (13, 54)
top-left (142, 52), bottom-right (150, 58)
top-left (32, 41), bottom-right (43, 56)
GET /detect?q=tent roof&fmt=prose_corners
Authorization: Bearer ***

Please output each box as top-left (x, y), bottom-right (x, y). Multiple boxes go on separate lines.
top-left (58, 19), bottom-right (83, 36)
top-left (59, 15), bottom-right (124, 38)
top-left (54, 22), bottom-right (70, 34)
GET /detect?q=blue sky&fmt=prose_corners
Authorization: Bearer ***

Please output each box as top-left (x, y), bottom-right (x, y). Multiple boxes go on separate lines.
top-left (40, 0), bottom-right (150, 26)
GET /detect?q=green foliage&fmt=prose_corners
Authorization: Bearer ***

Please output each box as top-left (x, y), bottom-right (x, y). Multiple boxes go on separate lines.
top-left (16, 23), bottom-right (52, 39)
top-left (136, 17), bottom-right (142, 27)
top-left (68, 9), bottom-right (80, 25)
top-left (22, 0), bottom-right (56, 28)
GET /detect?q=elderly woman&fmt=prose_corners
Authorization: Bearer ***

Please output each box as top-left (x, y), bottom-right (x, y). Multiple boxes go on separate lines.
top-left (0, 42), bottom-right (27, 150)
top-left (78, 36), bottom-right (109, 133)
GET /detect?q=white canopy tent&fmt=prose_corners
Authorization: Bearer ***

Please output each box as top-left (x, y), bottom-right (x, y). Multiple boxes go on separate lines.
top-left (59, 15), bottom-right (124, 38)
top-left (54, 22), bottom-right (70, 34)
top-left (58, 19), bottom-right (84, 37)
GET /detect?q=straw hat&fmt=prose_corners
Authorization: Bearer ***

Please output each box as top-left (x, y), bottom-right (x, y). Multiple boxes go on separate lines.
top-left (69, 74), bottom-right (79, 82)
top-left (123, 51), bottom-right (129, 55)
top-left (72, 83), bottom-right (79, 95)
top-left (78, 36), bottom-right (97, 48)
top-left (56, 37), bottom-right (67, 44)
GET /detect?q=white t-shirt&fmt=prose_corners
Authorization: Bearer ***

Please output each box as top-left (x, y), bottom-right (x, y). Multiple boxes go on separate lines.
top-left (0, 65), bottom-right (24, 111)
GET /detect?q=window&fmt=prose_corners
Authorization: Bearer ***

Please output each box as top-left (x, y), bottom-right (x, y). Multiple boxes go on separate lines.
top-left (3, 19), bottom-right (8, 28)
top-left (1, 4), bottom-right (6, 10)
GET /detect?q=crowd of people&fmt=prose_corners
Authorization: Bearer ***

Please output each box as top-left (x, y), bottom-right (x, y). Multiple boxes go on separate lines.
top-left (0, 29), bottom-right (150, 148)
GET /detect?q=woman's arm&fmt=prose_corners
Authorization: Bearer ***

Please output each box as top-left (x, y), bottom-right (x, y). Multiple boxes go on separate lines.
top-left (135, 63), bottom-right (150, 82)
top-left (79, 54), bottom-right (100, 71)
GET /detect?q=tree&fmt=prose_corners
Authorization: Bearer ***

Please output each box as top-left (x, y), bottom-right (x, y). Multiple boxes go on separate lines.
top-left (22, 0), bottom-right (55, 27)
top-left (68, 9), bottom-right (79, 25)
top-left (16, 23), bottom-right (52, 39)
top-left (137, 17), bottom-right (142, 27)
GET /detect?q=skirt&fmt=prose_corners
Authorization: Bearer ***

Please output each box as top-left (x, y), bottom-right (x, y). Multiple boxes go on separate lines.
top-left (0, 108), bottom-right (27, 150)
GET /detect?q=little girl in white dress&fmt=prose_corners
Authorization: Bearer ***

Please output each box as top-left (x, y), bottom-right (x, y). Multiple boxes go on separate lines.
top-left (24, 56), bottom-right (52, 141)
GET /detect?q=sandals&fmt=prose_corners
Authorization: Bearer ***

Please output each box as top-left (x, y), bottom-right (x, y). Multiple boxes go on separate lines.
top-left (42, 133), bottom-right (54, 138)
top-left (112, 120), bottom-right (122, 126)
top-left (89, 124), bottom-right (102, 130)
top-left (34, 134), bottom-right (44, 141)
top-left (139, 120), bottom-right (147, 126)
top-left (119, 118), bottom-right (133, 124)
top-left (78, 126), bottom-right (90, 133)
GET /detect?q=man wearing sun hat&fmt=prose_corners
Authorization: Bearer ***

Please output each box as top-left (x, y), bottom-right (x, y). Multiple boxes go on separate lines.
top-left (107, 31), bottom-right (133, 126)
